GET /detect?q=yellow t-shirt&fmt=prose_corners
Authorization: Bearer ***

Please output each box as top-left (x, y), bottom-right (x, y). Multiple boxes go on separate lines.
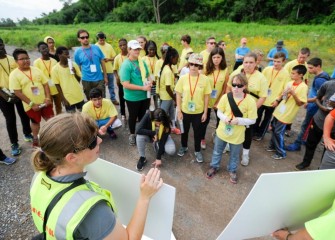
top-left (82, 98), bottom-right (118, 120)
top-left (9, 67), bottom-right (48, 111)
top-left (229, 69), bottom-right (268, 102)
top-left (159, 65), bottom-right (175, 100)
top-left (33, 58), bottom-right (58, 95)
top-left (216, 94), bottom-right (257, 144)
top-left (142, 56), bottom-right (158, 76)
top-left (179, 47), bottom-right (193, 70)
top-left (0, 55), bottom-right (17, 89)
top-left (113, 54), bottom-right (128, 72)
top-left (206, 69), bottom-right (228, 108)
top-left (174, 73), bottom-right (212, 114)
top-left (139, 49), bottom-right (146, 58)
top-left (51, 62), bottom-right (84, 105)
top-left (200, 49), bottom-right (210, 67)
top-left (262, 66), bottom-right (290, 107)
top-left (284, 59), bottom-right (309, 81)
top-left (273, 81), bottom-right (308, 124)
top-left (95, 42), bottom-right (116, 73)
top-left (154, 59), bottom-right (164, 78)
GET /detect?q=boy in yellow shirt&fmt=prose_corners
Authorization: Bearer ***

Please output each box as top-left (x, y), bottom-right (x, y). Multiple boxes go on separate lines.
top-left (267, 65), bottom-right (308, 159)
top-left (178, 34), bottom-right (193, 73)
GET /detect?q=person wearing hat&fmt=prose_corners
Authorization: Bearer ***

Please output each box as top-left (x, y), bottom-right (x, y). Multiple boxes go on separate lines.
top-left (95, 31), bottom-right (118, 105)
top-left (175, 53), bottom-right (212, 163)
top-left (119, 40), bottom-right (152, 146)
top-left (267, 40), bottom-right (289, 66)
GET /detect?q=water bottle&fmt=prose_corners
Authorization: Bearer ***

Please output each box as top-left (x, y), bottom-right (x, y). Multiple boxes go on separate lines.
top-left (178, 119), bottom-right (184, 134)
top-left (39, 103), bottom-right (46, 109)
top-left (68, 58), bottom-right (74, 75)
top-left (146, 81), bottom-right (151, 99)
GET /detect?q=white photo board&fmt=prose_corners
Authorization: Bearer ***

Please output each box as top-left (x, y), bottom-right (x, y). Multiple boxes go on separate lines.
top-left (86, 158), bottom-right (176, 240)
top-left (217, 169), bottom-right (335, 239)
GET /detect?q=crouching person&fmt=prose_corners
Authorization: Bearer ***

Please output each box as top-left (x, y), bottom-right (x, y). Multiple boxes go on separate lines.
top-left (82, 88), bottom-right (121, 139)
top-left (136, 108), bottom-right (176, 171)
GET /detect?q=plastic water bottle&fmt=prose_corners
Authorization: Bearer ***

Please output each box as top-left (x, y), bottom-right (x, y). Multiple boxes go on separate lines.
top-left (178, 119), bottom-right (184, 134)
top-left (68, 58), bottom-right (74, 75)
top-left (146, 81), bottom-right (151, 99)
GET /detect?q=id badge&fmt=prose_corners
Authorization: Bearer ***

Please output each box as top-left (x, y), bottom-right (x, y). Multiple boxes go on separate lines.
top-left (210, 89), bottom-right (218, 99)
top-left (48, 79), bottom-right (55, 87)
top-left (188, 101), bottom-right (196, 112)
top-left (279, 104), bottom-right (286, 114)
top-left (267, 89), bottom-right (272, 96)
top-left (90, 64), bottom-right (97, 73)
top-left (31, 86), bottom-right (40, 96)
top-left (224, 124), bottom-right (234, 136)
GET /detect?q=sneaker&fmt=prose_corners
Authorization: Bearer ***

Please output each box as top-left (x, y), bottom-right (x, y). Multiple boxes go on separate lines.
top-left (241, 154), bottom-right (249, 166)
top-left (295, 162), bottom-right (309, 171)
top-left (194, 151), bottom-right (204, 163)
top-left (253, 135), bottom-right (262, 141)
top-left (171, 127), bottom-right (181, 135)
top-left (32, 138), bottom-right (39, 147)
top-left (112, 100), bottom-right (120, 105)
top-left (0, 157), bottom-right (17, 165)
top-left (121, 115), bottom-right (127, 127)
top-left (206, 167), bottom-right (218, 179)
top-left (285, 130), bottom-right (291, 137)
top-left (177, 147), bottom-right (188, 157)
top-left (24, 134), bottom-right (33, 142)
top-left (265, 147), bottom-right (276, 152)
top-left (136, 157), bottom-right (147, 171)
top-left (271, 154), bottom-right (286, 160)
top-left (285, 143), bottom-right (301, 151)
top-left (129, 134), bottom-right (136, 146)
top-left (229, 172), bottom-right (238, 184)
top-left (11, 143), bottom-right (21, 156)
top-left (109, 131), bottom-right (117, 139)
top-left (223, 143), bottom-right (230, 153)
top-left (201, 140), bottom-right (206, 150)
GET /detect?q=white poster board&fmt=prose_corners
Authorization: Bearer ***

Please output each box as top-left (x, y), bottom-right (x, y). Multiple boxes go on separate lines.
top-left (86, 158), bottom-right (176, 240)
top-left (217, 169), bottom-right (335, 240)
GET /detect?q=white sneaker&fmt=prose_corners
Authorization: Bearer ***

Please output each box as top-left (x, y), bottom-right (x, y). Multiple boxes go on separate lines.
top-left (241, 154), bottom-right (249, 166)
top-left (201, 140), bottom-right (206, 150)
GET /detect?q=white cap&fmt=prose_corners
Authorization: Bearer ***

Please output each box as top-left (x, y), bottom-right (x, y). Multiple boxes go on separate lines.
top-left (127, 40), bottom-right (142, 49)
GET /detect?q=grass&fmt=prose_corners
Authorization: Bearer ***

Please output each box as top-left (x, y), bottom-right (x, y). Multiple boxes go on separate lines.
top-left (1, 21), bottom-right (334, 73)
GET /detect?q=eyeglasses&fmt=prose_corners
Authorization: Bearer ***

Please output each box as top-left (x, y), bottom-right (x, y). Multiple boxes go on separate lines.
top-left (189, 63), bottom-right (200, 68)
top-left (208, 42), bottom-right (216, 45)
top-left (232, 83), bottom-right (244, 88)
top-left (17, 58), bottom-right (30, 61)
top-left (79, 36), bottom-right (89, 39)
top-left (73, 135), bottom-right (98, 153)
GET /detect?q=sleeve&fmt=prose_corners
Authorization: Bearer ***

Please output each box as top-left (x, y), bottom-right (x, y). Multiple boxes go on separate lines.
top-left (135, 113), bottom-right (156, 137)
top-left (314, 77), bottom-right (327, 91)
top-left (266, 49), bottom-right (273, 59)
top-left (51, 66), bottom-right (60, 84)
top-left (113, 56), bottom-right (119, 71)
top-left (317, 82), bottom-right (327, 99)
top-left (258, 74), bottom-right (268, 98)
top-left (174, 76), bottom-right (184, 93)
top-left (37, 68), bottom-right (49, 85)
top-left (164, 68), bottom-right (174, 86)
top-left (96, 46), bottom-right (105, 60)
top-left (73, 63), bottom-right (82, 78)
top-left (9, 71), bottom-right (21, 91)
top-left (156, 131), bottom-right (169, 160)
top-left (235, 48), bottom-right (239, 55)
top-left (330, 109), bottom-right (335, 119)
top-left (74, 50), bottom-right (81, 66)
top-left (204, 75), bottom-right (212, 95)
top-left (119, 60), bottom-right (131, 82)
top-left (106, 100), bottom-right (118, 117)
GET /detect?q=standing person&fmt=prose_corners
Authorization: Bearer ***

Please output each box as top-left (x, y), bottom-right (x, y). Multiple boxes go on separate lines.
top-left (33, 41), bottom-right (62, 115)
top-left (44, 36), bottom-right (59, 62)
top-left (137, 36), bottom-right (147, 58)
top-left (52, 46), bottom-right (85, 113)
top-left (200, 47), bottom-right (229, 149)
top-left (113, 38), bottom-right (128, 123)
top-left (253, 52), bottom-right (290, 140)
top-left (30, 113), bottom-right (163, 240)
top-left (74, 29), bottom-right (108, 100)
top-left (286, 58), bottom-right (330, 151)
top-left (95, 31), bottom-right (118, 105)
top-left (0, 147), bottom-right (16, 165)
top-left (158, 46), bottom-right (180, 134)
top-left (178, 34), bottom-right (193, 73)
top-left (320, 101), bottom-right (335, 169)
top-left (9, 48), bottom-right (54, 147)
top-left (266, 40), bottom-right (289, 66)
top-left (136, 108), bottom-right (176, 170)
top-left (82, 88), bottom-right (121, 139)
top-left (200, 37), bottom-right (216, 69)
top-left (233, 37), bottom-right (250, 70)
top-left (217, 40), bottom-right (227, 51)
top-left (154, 43), bottom-right (169, 81)
top-left (267, 65), bottom-right (308, 160)
top-left (0, 38), bottom-right (32, 156)
top-left (206, 74), bottom-right (257, 183)
top-left (227, 52), bottom-right (268, 166)
top-left (175, 53), bottom-right (211, 162)
top-left (119, 40), bottom-right (151, 146)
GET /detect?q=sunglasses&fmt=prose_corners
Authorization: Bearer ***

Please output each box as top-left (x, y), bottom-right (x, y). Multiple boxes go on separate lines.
top-left (208, 42), bottom-right (216, 45)
top-left (73, 135), bottom-right (98, 153)
top-left (232, 83), bottom-right (244, 88)
top-left (189, 63), bottom-right (200, 68)
top-left (79, 36), bottom-right (89, 39)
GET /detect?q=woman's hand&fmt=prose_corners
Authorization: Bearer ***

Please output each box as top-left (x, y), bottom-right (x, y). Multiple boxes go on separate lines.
top-left (140, 168), bottom-right (163, 199)
top-left (142, 84), bottom-right (151, 92)
top-left (272, 229), bottom-right (291, 240)
top-left (324, 137), bottom-right (335, 151)
top-left (177, 110), bottom-right (183, 121)
top-left (201, 112), bottom-right (207, 122)
top-left (98, 126), bottom-right (107, 135)
top-left (151, 159), bottom-right (162, 168)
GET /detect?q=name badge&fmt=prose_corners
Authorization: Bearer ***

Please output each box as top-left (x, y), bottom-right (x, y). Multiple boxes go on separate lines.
top-left (90, 64), bottom-right (97, 73)
top-left (279, 104), bottom-right (286, 114)
top-left (188, 101), bottom-right (196, 112)
top-left (31, 86), bottom-right (40, 96)
top-left (267, 89), bottom-right (272, 96)
top-left (48, 79), bottom-right (55, 87)
top-left (210, 89), bottom-right (218, 99)
top-left (224, 124), bottom-right (234, 136)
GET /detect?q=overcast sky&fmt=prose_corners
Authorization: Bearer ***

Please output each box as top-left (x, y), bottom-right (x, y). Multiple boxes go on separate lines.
top-left (0, 0), bottom-right (78, 21)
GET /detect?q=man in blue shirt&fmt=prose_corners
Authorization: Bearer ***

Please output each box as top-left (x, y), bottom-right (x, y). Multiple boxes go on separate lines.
top-left (74, 29), bottom-right (107, 100)
top-left (233, 37), bottom-right (250, 70)
top-left (267, 40), bottom-right (289, 66)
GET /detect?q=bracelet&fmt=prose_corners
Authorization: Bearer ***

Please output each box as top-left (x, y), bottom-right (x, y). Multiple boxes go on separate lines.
top-left (286, 232), bottom-right (292, 240)
top-left (29, 101), bottom-right (34, 107)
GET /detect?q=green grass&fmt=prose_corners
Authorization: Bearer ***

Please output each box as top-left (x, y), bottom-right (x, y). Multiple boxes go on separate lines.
top-left (1, 21), bottom-right (334, 73)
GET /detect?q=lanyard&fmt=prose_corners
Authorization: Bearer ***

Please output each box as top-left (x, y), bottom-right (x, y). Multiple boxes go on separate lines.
top-left (230, 94), bottom-right (246, 119)
top-left (20, 68), bottom-right (34, 85)
top-left (0, 57), bottom-right (10, 76)
top-left (93, 103), bottom-right (103, 120)
top-left (41, 58), bottom-right (51, 77)
top-left (82, 46), bottom-right (93, 63)
top-left (213, 69), bottom-right (221, 89)
top-left (148, 57), bottom-right (155, 74)
top-left (269, 68), bottom-right (281, 88)
top-left (130, 60), bottom-right (141, 74)
top-left (189, 74), bottom-right (200, 101)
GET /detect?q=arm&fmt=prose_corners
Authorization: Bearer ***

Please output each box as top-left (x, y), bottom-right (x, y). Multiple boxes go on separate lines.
top-left (289, 89), bottom-right (304, 106)
top-left (114, 70), bottom-right (120, 85)
top-left (100, 59), bottom-right (108, 85)
top-left (42, 83), bottom-right (52, 106)
top-left (201, 94), bottom-right (209, 122)
top-left (217, 109), bottom-right (228, 122)
top-left (256, 97), bottom-right (266, 109)
top-left (176, 92), bottom-right (183, 120)
top-left (122, 81), bottom-right (151, 91)
top-left (323, 113), bottom-right (335, 151)
top-left (98, 116), bottom-right (116, 135)
top-left (14, 90), bottom-right (40, 112)
top-left (55, 84), bottom-right (70, 107)
top-left (135, 114), bottom-right (156, 137)
top-left (166, 85), bottom-right (175, 101)
top-left (272, 228), bottom-right (312, 240)
top-left (73, 67), bottom-right (81, 82)
top-left (234, 117), bottom-right (256, 126)
top-left (156, 131), bottom-right (169, 160)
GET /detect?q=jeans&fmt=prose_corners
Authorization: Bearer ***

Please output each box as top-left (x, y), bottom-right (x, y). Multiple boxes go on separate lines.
top-left (181, 112), bottom-right (202, 152)
top-left (293, 111), bottom-right (314, 145)
top-left (107, 73), bottom-right (116, 101)
top-left (302, 120), bottom-right (324, 166)
top-left (269, 117), bottom-right (286, 157)
top-left (136, 135), bottom-right (175, 158)
top-left (210, 136), bottom-right (242, 173)
top-left (160, 99), bottom-right (175, 123)
top-left (96, 117), bottom-right (122, 130)
top-left (254, 105), bottom-right (274, 138)
top-left (320, 150), bottom-right (335, 169)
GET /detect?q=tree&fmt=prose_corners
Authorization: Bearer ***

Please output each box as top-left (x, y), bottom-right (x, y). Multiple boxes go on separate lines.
top-left (152, 0), bottom-right (167, 23)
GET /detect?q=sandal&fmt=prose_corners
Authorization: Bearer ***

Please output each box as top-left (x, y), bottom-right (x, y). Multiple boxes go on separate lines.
top-left (206, 167), bottom-right (218, 179)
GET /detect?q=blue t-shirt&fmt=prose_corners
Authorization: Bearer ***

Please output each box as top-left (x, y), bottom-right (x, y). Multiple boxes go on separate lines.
top-left (235, 47), bottom-right (250, 62)
top-left (267, 47), bottom-right (289, 66)
top-left (306, 72), bottom-right (330, 114)
top-left (331, 67), bottom-right (335, 79)
top-left (74, 44), bottom-right (105, 82)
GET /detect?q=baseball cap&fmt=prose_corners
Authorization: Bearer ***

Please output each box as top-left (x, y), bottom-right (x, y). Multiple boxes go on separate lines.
top-left (127, 40), bottom-right (142, 49)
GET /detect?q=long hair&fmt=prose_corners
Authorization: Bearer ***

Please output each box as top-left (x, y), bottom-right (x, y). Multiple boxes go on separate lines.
top-left (159, 46), bottom-right (178, 78)
top-left (150, 108), bottom-right (171, 130)
top-left (144, 40), bottom-right (159, 59)
top-left (206, 47), bottom-right (227, 75)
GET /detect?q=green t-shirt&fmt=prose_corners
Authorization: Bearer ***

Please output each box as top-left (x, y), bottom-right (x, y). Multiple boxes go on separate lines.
top-left (119, 59), bottom-right (149, 101)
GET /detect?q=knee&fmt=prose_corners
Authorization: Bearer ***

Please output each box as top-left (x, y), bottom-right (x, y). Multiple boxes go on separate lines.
top-left (165, 143), bottom-right (176, 156)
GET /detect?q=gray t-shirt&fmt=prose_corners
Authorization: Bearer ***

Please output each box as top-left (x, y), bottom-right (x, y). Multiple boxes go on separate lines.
top-left (51, 172), bottom-right (116, 239)
top-left (314, 80), bottom-right (335, 131)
